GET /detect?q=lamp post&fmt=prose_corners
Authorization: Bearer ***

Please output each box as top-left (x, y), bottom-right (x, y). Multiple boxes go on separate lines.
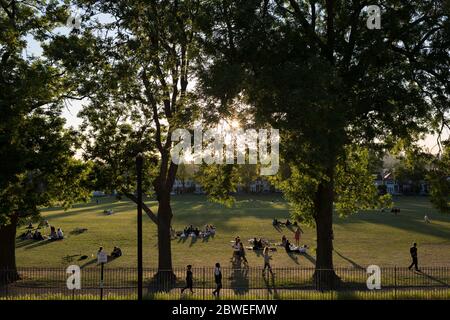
top-left (136, 153), bottom-right (143, 300)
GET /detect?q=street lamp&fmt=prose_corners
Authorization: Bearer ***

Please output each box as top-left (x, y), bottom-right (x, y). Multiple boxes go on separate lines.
top-left (136, 153), bottom-right (143, 300)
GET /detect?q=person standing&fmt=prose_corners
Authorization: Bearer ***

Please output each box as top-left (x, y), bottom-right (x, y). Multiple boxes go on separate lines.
top-left (294, 227), bottom-right (303, 246)
top-left (181, 265), bottom-right (194, 294)
top-left (212, 263), bottom-right (222, 297)
top-left (408, 243), bottom-right (420, 271)
top-left (262, 247), bottom-right (274, 277)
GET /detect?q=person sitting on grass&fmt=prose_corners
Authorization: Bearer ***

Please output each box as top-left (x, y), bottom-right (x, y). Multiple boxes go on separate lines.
top-left (33, 230), bottom-right (44, 241)
top-left (297, 245), bottom-right (308, 253)
top-left (57, 228), bottom-right (64, 239)
top-left (289, 244), bottom-right (309, 254)
top-left (281, 235), bottom-right (287, 246)
top-left (285, 219), bottom-right (292, 226)
top-left (181, 265), bottom-right (194, 294)
top-left (252, 238), bottom-right (263, 250)
top-left (111, 246), bottom-right (122, 258)
top-left (285, 239), bottom-right (292, 253)
top-left (21, 230), bottom-right (33, 240)
top-left (272, 218), bottom-right (279, 226)
top-left (49, 226), bottom-right (58, 240)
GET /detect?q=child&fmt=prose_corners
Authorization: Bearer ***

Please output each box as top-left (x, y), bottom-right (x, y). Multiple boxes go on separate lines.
top-left (181, 265), bottom-right (194, 294)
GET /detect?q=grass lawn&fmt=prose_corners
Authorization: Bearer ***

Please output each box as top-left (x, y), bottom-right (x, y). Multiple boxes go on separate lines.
top-left (14, 194), bottom-right (450, 269)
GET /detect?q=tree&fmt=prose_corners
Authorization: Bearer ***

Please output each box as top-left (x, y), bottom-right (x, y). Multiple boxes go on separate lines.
top-left (0, 0), bottom-right (92, 282)
top-left (428, 141), bottom-right (450, 213)
top-left (45, 0), bottom-right (202, 277)
top-left (393, 146), bottom-right (431, 194)
top-left (197, 0), bottom-right (449, 287)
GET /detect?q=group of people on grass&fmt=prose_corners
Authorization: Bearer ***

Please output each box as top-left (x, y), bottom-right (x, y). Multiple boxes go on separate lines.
top-left (97, 246), bottom-right (123, 261)
top-left (20, 223), bottom-right (63, 241)
top-left (177, 224), bottom-right (216, 239)
top-left (281, 229), bottom-right (309, 254)
top-left (272, 218), bottom-right (298, 227)
top-left (181, 241), bottom-right (422, 297)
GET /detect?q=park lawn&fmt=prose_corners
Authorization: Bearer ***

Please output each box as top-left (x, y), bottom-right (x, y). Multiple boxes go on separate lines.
top-left (14, 194), bottom-right (450, 269)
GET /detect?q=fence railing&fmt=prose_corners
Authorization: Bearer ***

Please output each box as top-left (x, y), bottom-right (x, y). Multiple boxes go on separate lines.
top-left (1, 266), bottom-right (449, 300)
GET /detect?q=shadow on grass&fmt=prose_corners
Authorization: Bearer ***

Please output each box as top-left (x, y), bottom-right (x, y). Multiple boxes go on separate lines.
top-left (43, 202), bottom-right (135, 220)
top-left (62, 254), bottom-right (82, 264)
top-left (80, 258), bottom-right (97, 269)
top-left (177, 236), bottom-right (188, 244)
top-left (15, 239), bottom-right (34, 248)
top-left (24, 240), bottom-right (57, 250)
top-left (287, 252), bottom-right (300, 265)
top-left (229, 260), bottom-right (249, 295)
top-left (416, 270), bottom-right (449, 287)
top-left (334, 250), bottom-right (364, 270)
top-left (263, 273), bottom-right (277, 297)
top-left (333, 197), bottom-right (450, 240)
top-left (303, 253), bottom-right (316, 266)
top-left (189, 236), bottom-right (198, 247)
top-left (273, 225), bottom-right (283, 233)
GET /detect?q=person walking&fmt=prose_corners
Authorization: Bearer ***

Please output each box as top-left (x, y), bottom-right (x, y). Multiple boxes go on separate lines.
top-left (408, 242), bottom-right (420, 271)
top-left (181, 265), bottom-right (195, 294)
top-left (212, 263), bottom-right (222, 297)
top-left (262, 247), bottom-right (274, 277)
top-left (239, 242), bottom-right (248, 265)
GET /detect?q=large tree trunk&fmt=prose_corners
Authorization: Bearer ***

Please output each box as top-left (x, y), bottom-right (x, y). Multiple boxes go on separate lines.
top-left (153, 192), bottom-right (176, 288)
top-left (313, 169), bottom-right (340, 290)
top-left (0, 214), bottom-right (20, 284)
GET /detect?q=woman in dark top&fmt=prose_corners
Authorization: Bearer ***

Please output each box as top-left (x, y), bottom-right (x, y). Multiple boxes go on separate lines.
top-left (181, 265), bottom-right (194, 294)
top-left (285, 239), bottom-right (292, 253)
top-left (212, 263), bottom-right (222, 297)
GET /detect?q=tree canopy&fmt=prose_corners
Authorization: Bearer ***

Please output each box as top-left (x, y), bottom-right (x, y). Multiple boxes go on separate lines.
top-left (196, 0), bottom-right (449, 286)
top-left (0, 0), bottom-right (92, 275)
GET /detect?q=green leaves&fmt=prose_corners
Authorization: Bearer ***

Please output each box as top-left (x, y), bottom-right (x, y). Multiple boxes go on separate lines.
top-left (334, 147), bottom-right (393, 217)
top-left (428, 143), bottom-right (450, 214)
top-left (196, 164), bottom-right (238, 207)
top-left (0, 0), bottom-right (91, 226)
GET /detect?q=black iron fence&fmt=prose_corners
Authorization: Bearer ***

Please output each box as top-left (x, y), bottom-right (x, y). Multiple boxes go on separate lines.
top-left (0, 266), bottom-right (449, 300)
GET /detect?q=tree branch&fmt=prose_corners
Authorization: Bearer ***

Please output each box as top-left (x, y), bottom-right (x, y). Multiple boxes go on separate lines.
top-left (124, 192), bottom-right (158, 225)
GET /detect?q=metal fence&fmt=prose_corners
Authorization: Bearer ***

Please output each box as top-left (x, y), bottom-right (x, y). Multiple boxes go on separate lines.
top-left (1, 266), bottom-right (449, 300)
